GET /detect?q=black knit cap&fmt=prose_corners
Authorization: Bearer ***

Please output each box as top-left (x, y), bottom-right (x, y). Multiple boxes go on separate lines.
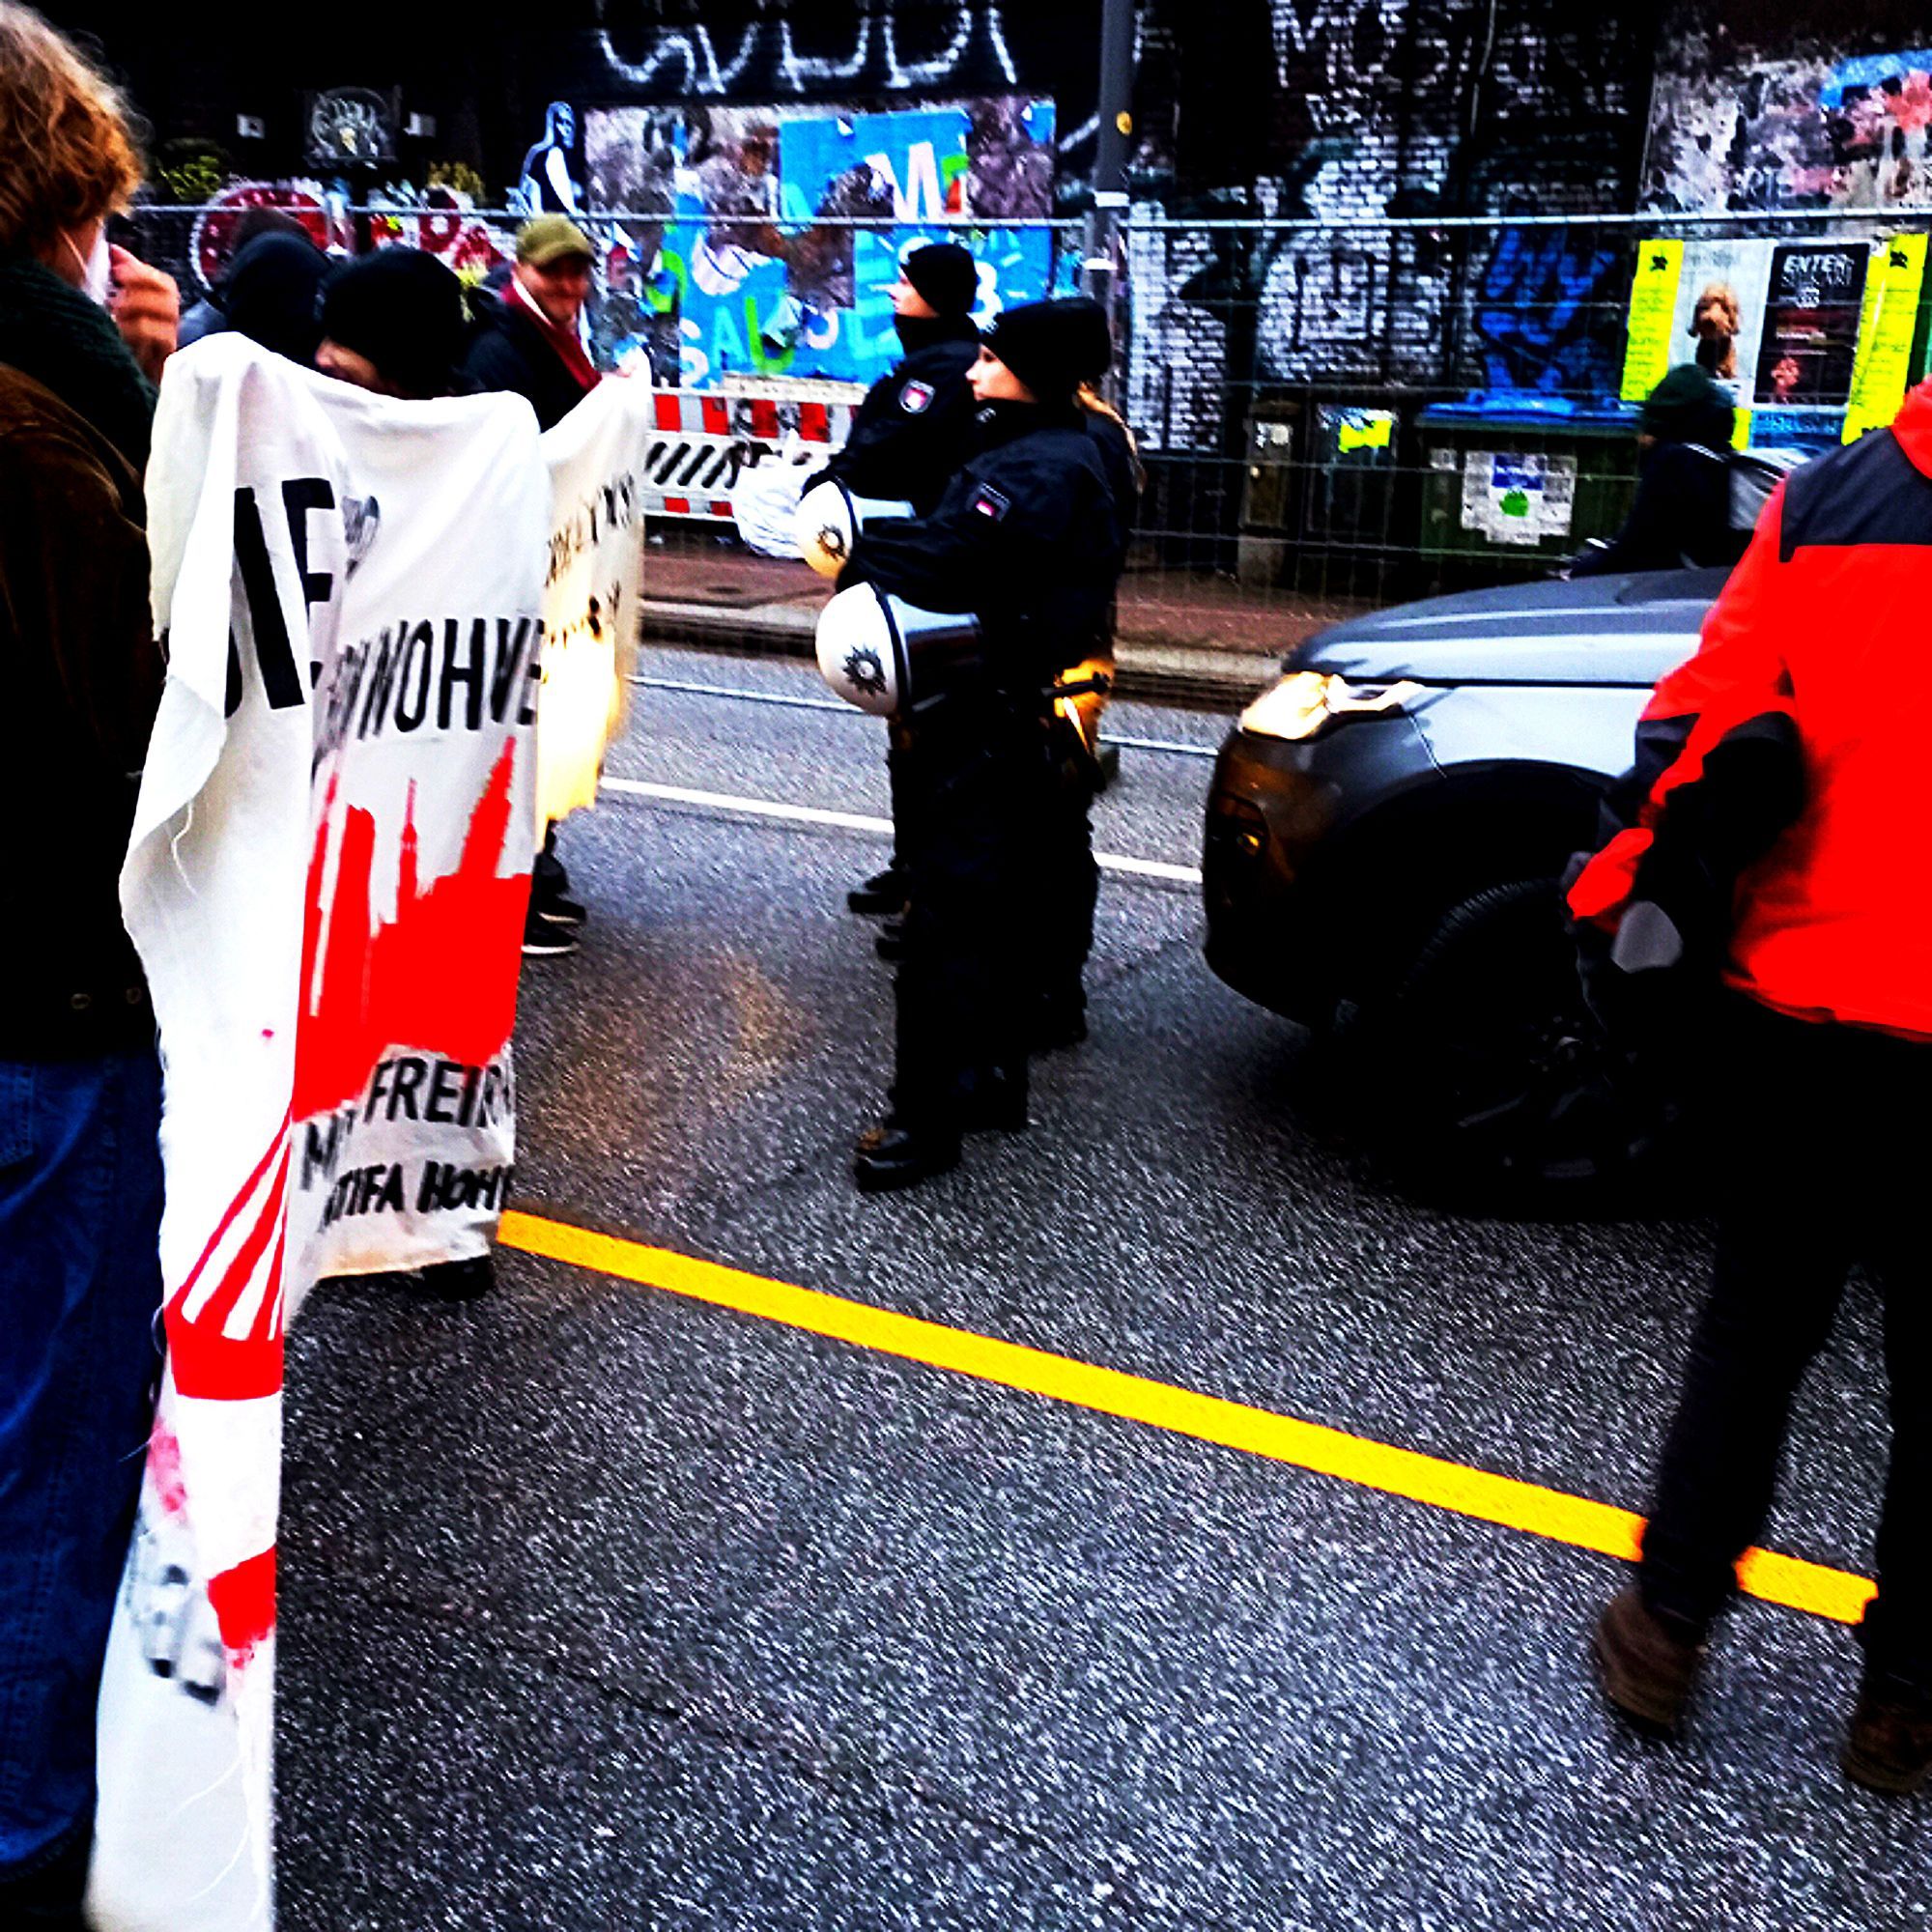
top-left (900, 242), bottom-right (977, 317)
top-left (1641, 361), bottom-right (1735, 450)
top-left (224, 232), bottom-right (330, 367)
top-left (980, 298), bottom-right (1094, 403)
top-left (320, 249), bottom-right (469, 398)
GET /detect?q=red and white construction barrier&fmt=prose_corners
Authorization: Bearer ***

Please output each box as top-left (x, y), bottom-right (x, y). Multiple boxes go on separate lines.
top-left (643, 388), bottom-right (859, 522)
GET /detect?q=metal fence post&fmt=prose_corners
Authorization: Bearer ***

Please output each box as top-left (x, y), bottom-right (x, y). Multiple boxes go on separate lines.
top-left (1082, 0), bottom-right (1135, 398)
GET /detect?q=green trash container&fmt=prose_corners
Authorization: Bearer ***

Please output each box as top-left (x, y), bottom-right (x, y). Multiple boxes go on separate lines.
top-left (1417, 395), bottom-right (1638, 580)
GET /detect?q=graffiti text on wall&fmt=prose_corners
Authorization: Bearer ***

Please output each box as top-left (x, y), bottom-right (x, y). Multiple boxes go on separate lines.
top-left (595, 1), bottom-right (1018, 99)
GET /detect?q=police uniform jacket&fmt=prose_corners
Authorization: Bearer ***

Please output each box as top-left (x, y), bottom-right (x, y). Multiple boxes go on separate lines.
top-left (821, 316), bottom-right (980, 516)
top-left (840, 398), bottom-right (1123, 695)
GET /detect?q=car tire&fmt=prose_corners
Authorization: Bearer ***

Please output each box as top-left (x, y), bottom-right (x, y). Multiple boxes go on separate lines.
top-left (1355, 878), bottom-right (1674, 1208)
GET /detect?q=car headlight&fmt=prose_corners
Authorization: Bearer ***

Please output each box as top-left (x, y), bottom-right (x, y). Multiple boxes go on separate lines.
top-left (1238, 670), bottom-right (1426, 743)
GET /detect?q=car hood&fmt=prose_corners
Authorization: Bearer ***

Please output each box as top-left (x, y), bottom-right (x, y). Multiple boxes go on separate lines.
top-left (1296, 568), bottom-right (1725, 688)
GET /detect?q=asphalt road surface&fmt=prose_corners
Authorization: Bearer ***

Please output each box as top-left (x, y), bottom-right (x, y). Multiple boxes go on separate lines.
top-left (279, 645), bottom-right (1930, 1931)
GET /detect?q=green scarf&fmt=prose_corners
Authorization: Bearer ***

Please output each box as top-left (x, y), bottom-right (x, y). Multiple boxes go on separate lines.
top-left (0, 253), bottom-right (156, 471)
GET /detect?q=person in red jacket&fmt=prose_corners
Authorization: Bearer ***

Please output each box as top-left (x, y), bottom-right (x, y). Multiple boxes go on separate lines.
top-left (1570, 379), bottom-right (1932, 1794)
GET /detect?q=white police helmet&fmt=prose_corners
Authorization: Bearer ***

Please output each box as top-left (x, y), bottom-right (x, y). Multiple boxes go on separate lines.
top-left (796, 478), bottom-right (915, 580)
top-left (814, 583), bottom-right (981, 717)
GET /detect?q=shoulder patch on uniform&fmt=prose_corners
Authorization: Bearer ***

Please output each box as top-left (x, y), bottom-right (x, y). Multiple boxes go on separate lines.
top-left (898, 380), bottom-right (935, 414)
top-left (970, 483), bottom-right (1011, 523)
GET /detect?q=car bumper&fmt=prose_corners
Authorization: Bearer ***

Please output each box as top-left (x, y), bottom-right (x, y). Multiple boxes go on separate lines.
top-left (1202, 713), bottom-right (1438, 1024)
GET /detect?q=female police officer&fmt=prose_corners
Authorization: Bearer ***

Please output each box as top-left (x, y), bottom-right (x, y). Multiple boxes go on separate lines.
top-left (837, 298), bottom-right (1126, 1192)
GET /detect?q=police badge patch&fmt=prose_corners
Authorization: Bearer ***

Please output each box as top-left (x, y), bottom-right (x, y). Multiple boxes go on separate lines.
top-left (898, 380), bottom-right (935, 414)
top-left (842, 644), bottom-right (889, 697)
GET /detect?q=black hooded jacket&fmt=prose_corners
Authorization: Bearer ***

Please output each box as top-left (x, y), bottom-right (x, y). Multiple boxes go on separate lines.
top-left (820, 314), bottom-right (980, 515)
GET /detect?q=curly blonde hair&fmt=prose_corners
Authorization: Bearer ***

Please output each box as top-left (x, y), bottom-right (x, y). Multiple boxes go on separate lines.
top-left (0, 4), bottom-right (142, 261)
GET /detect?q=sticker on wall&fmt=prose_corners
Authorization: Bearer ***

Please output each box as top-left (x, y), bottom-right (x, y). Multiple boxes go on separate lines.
top-left (1461, 451), bottom-right (1577, 546)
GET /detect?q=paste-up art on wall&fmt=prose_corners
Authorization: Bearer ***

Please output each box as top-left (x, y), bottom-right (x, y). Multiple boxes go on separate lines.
top-left (583, 97), bottom-right (1056, 388)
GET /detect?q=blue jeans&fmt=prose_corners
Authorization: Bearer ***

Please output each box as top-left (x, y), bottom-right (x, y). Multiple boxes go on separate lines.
top-left (0, 1051), bottom-right (163, 1886)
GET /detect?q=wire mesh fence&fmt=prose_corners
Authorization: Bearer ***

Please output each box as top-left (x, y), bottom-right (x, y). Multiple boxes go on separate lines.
top-left (122, 197), bottom-right (1930, 651)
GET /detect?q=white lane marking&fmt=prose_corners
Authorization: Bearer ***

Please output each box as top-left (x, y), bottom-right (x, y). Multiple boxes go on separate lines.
top-left (598, 778), bottom-right (1205, 885)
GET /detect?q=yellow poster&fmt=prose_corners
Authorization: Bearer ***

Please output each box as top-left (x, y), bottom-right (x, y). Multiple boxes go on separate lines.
top-left (1842, 233), bottom-right (1928, 441)
top-left (1620, 239), bottom-right (1685, 403)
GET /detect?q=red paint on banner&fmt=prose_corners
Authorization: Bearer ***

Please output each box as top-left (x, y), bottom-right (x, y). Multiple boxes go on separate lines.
top-left (293, 737), bottom-right (531, 1122)
top-left (166, 1127), bottom-right (289, 1402)
top-left (207, 1546), bottom-right (277, 1664)
top-left (149, 1420), bottom-right (188, 1518)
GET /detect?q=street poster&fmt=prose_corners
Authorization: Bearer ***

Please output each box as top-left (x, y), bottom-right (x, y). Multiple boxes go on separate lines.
top-left (1752, 241), bottom-right (1868, 410)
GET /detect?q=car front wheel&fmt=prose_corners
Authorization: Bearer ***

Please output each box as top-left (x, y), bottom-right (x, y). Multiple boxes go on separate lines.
top-left (1351, 878), bottom-right (1677, 1208)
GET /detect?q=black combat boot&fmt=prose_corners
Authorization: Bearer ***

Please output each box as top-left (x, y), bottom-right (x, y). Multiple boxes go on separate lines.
top-left (853, 1117), bottom-right (961, 1192)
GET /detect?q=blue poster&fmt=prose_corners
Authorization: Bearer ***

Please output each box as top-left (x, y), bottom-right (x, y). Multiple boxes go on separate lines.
top-left (639, 99), bottom-right (1056, 389)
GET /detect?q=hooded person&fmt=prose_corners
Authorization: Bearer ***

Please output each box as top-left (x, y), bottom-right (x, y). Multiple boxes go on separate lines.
top-left (823, 241), bottom-right (987, 923)
top-left (317, 247), bottom-right (472, 400)
top-left (220, 227), bottom-right (330, 368)
top-left (834, 298), bottom-right (1125, 1190)
top-left (1573, 362), bottom-right (1745, 578)
top-left (177, 206), bottom-right (314, 349)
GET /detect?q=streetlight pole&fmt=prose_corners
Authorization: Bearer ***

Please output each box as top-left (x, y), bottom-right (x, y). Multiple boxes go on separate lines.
top-left (1082, 0), bottom-right (1135, 397)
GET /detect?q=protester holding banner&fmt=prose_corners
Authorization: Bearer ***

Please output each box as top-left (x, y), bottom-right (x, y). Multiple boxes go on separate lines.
top-left (0, 8), bottom-right (177, 1920)
top-left (317, 248), bottom-right (472, 401)
top-left (465, 213), bottom-right (603, 953)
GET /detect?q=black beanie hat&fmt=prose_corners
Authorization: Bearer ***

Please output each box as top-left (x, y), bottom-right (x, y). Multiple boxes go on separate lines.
top-left (901, 242), bottom-right (978, 317)
top-left (320, 249), bottom-right (469, 398)
top-left (1641, 361), bottom-right (1735, 450)
top-left (980, 298), bottom-right (1093, 403)
top-left (223, 232), bottom-right (330, 367)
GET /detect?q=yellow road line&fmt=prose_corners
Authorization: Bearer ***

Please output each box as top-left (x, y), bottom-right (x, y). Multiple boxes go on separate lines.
top-left (497, 1209), bottom-right (1875, 1627)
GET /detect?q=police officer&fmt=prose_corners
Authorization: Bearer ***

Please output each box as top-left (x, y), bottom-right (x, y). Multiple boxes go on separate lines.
top-left (816, 242), bottom-right (984, 922)
top-left (1029, 297), bottom-right (1145, 1048)
top-left (838, 299), bottom-right (1126, 1191)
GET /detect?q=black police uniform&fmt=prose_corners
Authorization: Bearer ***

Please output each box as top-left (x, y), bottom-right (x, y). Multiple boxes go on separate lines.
top-left (1032, 403), bottom-right (1142, 1044)
top-left (840, 396), bottom-right (1123, 1181)
top-left (818, 314), bottom-right (981, 516)
top-left (818, 313), bottom-right (982, 922)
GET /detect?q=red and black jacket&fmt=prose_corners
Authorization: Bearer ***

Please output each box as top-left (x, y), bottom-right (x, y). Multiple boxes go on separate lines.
top-left (1569, 379), bottom-right (1932, 1043)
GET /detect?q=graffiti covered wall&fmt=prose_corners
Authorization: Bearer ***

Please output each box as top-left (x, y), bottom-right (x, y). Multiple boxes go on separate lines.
top-left (583, 96), bottom-right (1058, 387)
top-left (1646, 5), bottom-right (1932, 213)
top-left (1125, 0), bottom-right (1650, 448)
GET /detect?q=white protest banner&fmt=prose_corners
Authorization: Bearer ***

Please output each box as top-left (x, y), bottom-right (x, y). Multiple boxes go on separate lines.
top-left (292, 379), bottom-right (549, 1280)
top-left (536, 378), bottom-right (657, 827)
top-left (90, 336), bottom-right (550, 1930)
top-left (93, 336), bottom-right (348, 1932)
